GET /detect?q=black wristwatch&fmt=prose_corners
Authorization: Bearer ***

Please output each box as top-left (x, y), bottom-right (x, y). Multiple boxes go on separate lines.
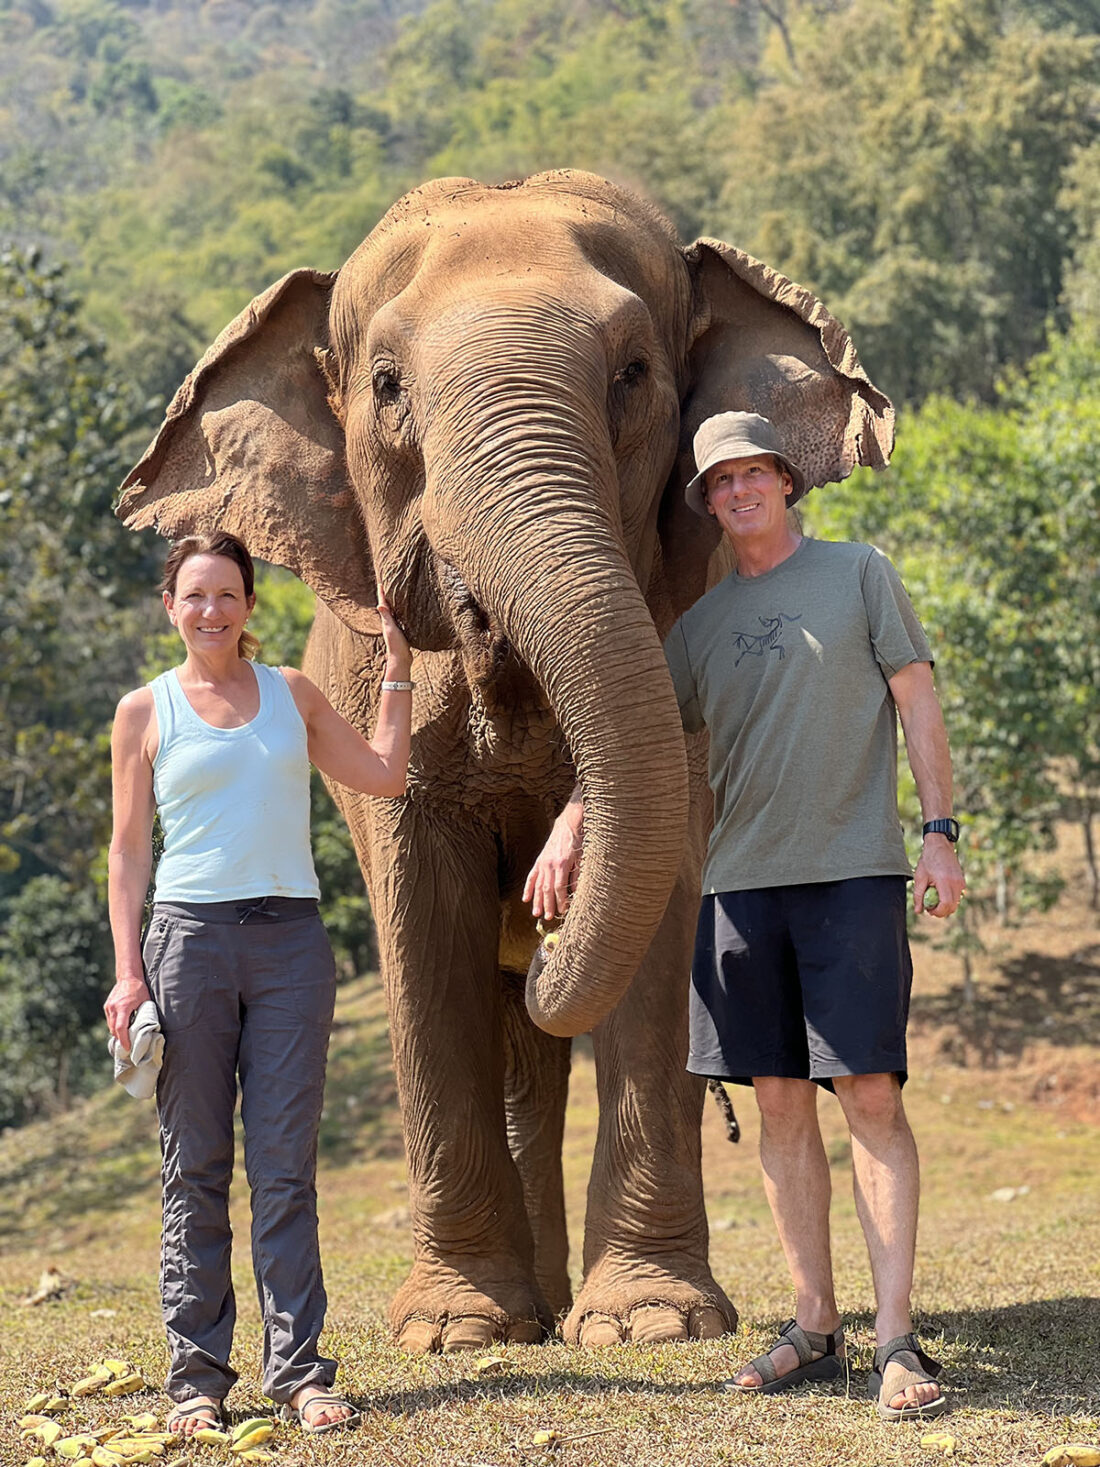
top-left (922, 818), bottom-right (960, 843)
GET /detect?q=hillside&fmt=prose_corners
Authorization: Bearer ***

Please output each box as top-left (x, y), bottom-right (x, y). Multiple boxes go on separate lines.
top-left (2, 0), bottom-right (1097, 405)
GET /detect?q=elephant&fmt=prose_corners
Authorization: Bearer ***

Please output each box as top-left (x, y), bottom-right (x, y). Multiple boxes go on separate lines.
top-left (117, 169), bottom-right (893, 1352)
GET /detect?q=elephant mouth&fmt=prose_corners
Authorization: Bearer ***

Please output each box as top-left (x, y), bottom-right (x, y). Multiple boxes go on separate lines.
top-left (439, 559), bottom-right (518, 688)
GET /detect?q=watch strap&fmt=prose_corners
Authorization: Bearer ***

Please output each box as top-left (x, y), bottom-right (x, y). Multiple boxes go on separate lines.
top-left (922, 817), bottom-right (960, 842)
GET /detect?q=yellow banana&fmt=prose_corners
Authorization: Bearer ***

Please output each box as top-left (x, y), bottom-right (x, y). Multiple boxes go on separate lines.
top-left (121, 1415), bottom-right (160, 1432)
top-left (54, 1437), bottom-right (98, 1459)
top-left (239, 1453), bottom-right (274, 1464)
top-left (45, 1397), bottom-right (70, 1413)
top-left (230, 1419), bottom-right (274, 1444)
top-left (229, 1428), bottom-right (275, 1454)
top-left (1043, 1450), bottom-right (1100, 1467)
top-left (191, 1429), bottom-right (230, 1447)
top-left (92, 1448), bottom-right (126, 1467)
top-left (32, 1422), bottom-right (64, 1447)
top-left (19, 1415), bottom-right (52, 1431)
top-left (100, 1359), bottom-right (134, 1379)
top-left (108, 1442), bottom-right (165, 1459)
top-left (919, 1433), bottom-right (955, 1457)
top-left (72, 1374), bottom-right (110, 1397)
top-left (24, 1394), bottom-right (52, 1413)
top-left (103, 1374), bottom-right (147, 1397)
top-left (532, 1430), bottom-right (560, 1446)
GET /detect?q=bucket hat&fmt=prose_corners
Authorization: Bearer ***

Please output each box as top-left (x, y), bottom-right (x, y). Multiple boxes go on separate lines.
top-left (685, 411), bottom-right (806, 517)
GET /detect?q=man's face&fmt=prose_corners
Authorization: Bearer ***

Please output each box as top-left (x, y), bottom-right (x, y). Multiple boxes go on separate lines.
top-left (703, 454), bottom-right (792, 543)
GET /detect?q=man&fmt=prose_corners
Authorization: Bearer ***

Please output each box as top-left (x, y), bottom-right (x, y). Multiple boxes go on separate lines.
top-left (525, 411), bottom-right (965, 1420)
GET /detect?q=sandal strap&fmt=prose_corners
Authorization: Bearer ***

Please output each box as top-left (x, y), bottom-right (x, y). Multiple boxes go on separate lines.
top-left (299, 1393), bottom-right (357, 1419)
top-left (746, 1317), bottom-right (845, 1381)
top-left (168, 1401), bottom-right (222, 1425)
top-left (778, 1317), bottom-right (844, 1365)
top-left (873, 1332), bottom-right (942, 1379)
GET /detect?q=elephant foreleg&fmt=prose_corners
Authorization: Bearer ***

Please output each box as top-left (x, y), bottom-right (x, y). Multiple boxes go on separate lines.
top-left (367, 803), bottom-right (554, 1352)
top-left (565, 863), bottom-right (739, 1347)
top-left (501, 968), bottom-right (572, 1321)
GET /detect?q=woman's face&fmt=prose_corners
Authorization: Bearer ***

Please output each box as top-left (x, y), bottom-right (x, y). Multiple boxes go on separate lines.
top-left (164, 553), bottom-right (255, 656)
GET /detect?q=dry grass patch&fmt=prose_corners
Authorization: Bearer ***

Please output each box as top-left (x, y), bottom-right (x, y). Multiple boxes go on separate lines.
top-left (1, 831), bottom-right (1097, 1466)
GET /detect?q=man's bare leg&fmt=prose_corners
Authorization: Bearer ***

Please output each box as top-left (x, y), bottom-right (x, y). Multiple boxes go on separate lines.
top-left (733, 1077), bottom-right (842, 1386)
top-left (833, 1072), bottom-right (941, 1411)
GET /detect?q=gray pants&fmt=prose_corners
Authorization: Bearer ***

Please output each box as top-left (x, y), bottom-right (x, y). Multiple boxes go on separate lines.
top-left (145, 896), bottom-right (337, 1404)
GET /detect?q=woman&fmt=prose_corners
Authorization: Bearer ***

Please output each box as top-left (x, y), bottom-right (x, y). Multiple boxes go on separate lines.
top-left (105, 531), bottom-right (412, 1436)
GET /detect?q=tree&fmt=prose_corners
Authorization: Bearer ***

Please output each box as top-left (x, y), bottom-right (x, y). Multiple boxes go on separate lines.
top-left (0, 247), bottom-right (158, 893)
top-left (711, 0), bottom-right (1099, 404)
top-left (0, 875), bottom-right (114, 1127)
top-left (805, 331), bottom-right (1100, 992)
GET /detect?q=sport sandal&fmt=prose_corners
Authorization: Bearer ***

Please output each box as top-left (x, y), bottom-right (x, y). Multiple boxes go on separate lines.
top-left (724, 1317), bottom-right (844, 1394)
top-left (868, 1332), bottom-right (947, 1421)
top-left (279, 1391), bottom-right (361, 1434)
top-left (167, 1399), bottom-right (226, 1435)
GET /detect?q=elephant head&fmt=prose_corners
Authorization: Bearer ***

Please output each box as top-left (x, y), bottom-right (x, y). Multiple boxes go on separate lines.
top-left (117, 170), bottom-right (892, 1039)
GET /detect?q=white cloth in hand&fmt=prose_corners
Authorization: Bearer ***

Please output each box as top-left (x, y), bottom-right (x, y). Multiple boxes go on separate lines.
top-left (109, 1000), bottom-right (164, 1100)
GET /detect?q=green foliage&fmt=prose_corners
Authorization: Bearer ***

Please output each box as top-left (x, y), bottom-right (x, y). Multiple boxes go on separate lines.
top-left (0, 875), bottom-right (113, 1127)
top-left (0, 246), bottom-right (158, 891)
top-left (712, 0), bottom-right (1099, 403)
top-left (805, 325), bottom-right (1100, 971)
top-left (3, 0), bottom-right (1096, 410)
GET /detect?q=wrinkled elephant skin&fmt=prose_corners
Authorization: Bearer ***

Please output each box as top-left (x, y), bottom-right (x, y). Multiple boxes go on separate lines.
top-left (118, 171), bottom-right (893, 1350)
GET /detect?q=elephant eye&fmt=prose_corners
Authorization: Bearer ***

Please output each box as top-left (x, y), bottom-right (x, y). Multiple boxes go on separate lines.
top-left (615, 359), bottom-right (648, 386)
top-left (372, 364), bottom-right (403, 405)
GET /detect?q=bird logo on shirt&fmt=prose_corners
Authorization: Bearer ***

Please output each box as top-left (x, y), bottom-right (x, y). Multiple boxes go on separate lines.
top-left (731, 612), bottom-right (802, 667)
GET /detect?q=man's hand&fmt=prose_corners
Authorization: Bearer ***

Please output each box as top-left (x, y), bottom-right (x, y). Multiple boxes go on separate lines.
top-left (524, 800), bottom-right (584, 920)
top-left (914, 836), bottom-right (965, 918)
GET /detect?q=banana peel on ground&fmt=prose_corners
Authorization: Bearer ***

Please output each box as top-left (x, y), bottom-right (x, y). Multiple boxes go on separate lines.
top-left (1043, 1449), bottom-right (1100, 1467)
top-left (229, 1419), bottom-right (275, 1444)
top-left (921, 1432), bottom-right (956, 1456)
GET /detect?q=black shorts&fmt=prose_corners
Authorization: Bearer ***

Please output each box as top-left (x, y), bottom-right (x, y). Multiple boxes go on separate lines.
top-left (687, 876), bottom-right (912, 1090)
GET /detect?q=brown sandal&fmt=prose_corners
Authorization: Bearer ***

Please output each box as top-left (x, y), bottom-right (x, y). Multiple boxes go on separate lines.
top-left (868, 1332), bottom-right (947, 1420)
top-left (724, 1318), bottom-right (845, 1394)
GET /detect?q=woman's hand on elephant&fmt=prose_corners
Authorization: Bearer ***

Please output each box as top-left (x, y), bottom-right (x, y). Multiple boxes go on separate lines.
top-left (524, 806), bottom-right (584, 919)
top-left (377, 583), bottom-right (412, 680)
top-left (104, 975), bottom-right (151, 1048)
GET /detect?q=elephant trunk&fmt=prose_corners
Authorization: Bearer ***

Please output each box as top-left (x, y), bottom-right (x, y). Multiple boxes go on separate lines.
top-left (421, 328), bottom-right (689, 1037)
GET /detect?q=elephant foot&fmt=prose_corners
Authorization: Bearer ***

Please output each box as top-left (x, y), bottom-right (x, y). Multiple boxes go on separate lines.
top-left (390, 1258), bottom-right (553, 1354)
top-left (562, 1253), bottom-right (738, 1347)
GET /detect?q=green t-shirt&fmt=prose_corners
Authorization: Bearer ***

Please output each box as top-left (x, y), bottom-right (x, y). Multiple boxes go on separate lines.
top-left (664, 537), bottom-right (932, 893)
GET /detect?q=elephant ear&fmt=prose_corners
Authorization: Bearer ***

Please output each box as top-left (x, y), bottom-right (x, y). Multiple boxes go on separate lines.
top-left (658, 239), bottom-right (894, 611)
top-left (117, 268), bottom-right (380, 636)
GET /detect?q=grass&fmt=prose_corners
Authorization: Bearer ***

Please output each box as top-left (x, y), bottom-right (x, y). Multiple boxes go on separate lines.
top-left (1, 829), bottom-right (1098, 1466)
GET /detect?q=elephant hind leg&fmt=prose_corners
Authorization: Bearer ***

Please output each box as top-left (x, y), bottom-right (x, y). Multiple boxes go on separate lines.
top-left (501, 968), bottom-right (573, 1322)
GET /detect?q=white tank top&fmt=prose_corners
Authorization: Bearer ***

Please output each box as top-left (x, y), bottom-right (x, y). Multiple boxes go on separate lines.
top-left (150, 662), bottom-right (320, 903)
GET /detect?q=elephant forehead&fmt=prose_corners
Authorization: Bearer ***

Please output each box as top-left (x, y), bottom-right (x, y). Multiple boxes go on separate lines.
top-left (339, 186), bottom-right (689, 340)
